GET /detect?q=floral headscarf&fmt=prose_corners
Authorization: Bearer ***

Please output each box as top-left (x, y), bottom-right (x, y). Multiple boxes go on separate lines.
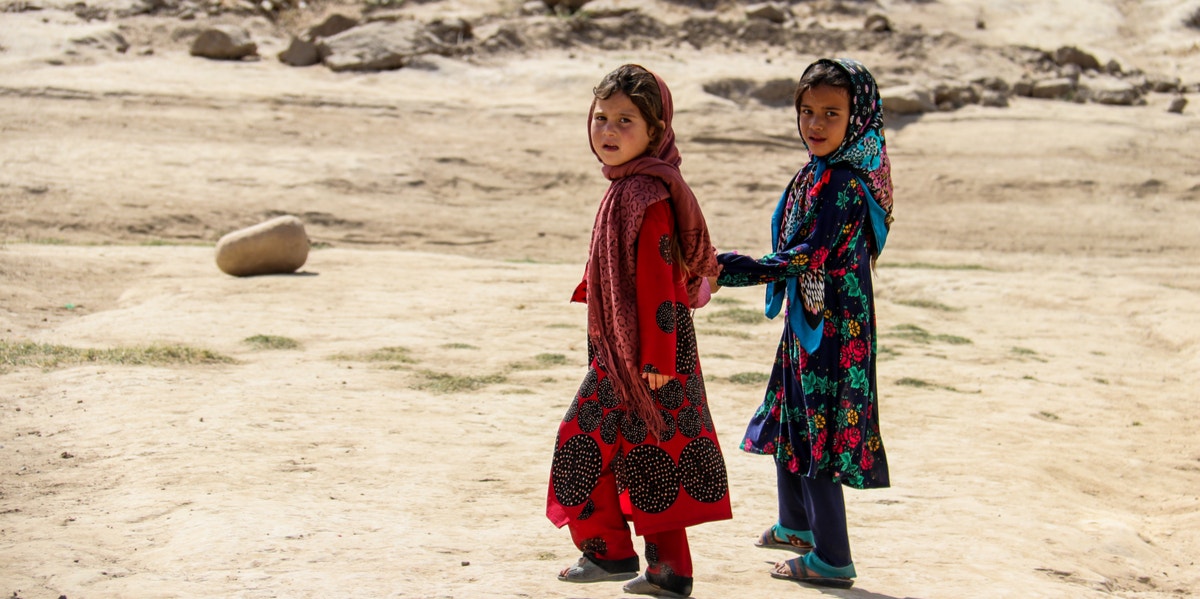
top-left (790, 57), bottom-right (893, 250)
top-left (770, 58), bottom-right (893, 354)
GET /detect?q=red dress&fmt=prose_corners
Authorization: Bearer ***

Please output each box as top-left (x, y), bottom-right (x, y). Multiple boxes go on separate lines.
top-left (547, 200), bottom-right (732, 555)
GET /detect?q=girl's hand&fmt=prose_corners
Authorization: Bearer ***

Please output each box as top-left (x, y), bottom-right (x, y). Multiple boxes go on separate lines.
top-left (707, 275), bottom-right (721, 293)
top-left (642, 372), bottom-right (673, 390)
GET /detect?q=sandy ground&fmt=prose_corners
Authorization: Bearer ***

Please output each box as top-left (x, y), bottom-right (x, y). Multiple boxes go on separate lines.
top-left (3, 1), bottom-right (1200, 597)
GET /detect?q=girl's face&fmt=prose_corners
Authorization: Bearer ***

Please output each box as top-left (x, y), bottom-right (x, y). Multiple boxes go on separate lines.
top-left (797, 84), bottom-right (851, 158)
top-left (591, 91), bottom-right (658, 167)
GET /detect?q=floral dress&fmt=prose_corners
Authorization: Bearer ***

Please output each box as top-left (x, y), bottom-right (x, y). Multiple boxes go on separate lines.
top-left (717, 167), bottom-right (890, 490)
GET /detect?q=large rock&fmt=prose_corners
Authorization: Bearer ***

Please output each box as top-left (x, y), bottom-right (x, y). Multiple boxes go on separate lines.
top-left (190, 25), bottom-right (257, 60)
top-left (278, 37), bottom-right (321, 67)
top-left (1080, 77), bottom-right (1142, 106)
top-left (215, 216), bottom-right (310, 277)
top-left (881, 84), bottom-right (936, 115)
top-left (1030, 77), bottom-right (1077, 100)
top-left (308, 14), bottom-right (359, 40)
top-left (1053, 46), bottom-right (1101, 72)
top-left (543, 0), bottom-right (592, 13)
top-left (318, 20), bottom-right (440, 72)
top-left (746, 2), bottom-right (790, 24)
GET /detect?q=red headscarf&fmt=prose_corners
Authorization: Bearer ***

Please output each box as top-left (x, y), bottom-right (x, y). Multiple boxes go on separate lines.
top-left (582, 66), bottom-right (718, 437)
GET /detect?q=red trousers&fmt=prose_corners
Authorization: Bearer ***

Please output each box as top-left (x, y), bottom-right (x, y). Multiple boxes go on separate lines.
top-left (564, 468), bottom-right (693, 577)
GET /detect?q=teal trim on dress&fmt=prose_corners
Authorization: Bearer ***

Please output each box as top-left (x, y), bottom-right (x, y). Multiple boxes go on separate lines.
top-left (773, 521), bottom-right (814, 544)
top-left (860, 176), bottom-right (889, 253)
top-left (765, 185), bottom-right (824, 355)
top-left (804, 551), bottom-right (857, 579)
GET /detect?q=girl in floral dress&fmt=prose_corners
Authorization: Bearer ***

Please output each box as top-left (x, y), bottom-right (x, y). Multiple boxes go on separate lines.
top-left (716, 58), bottom-right (894, 590)
top-left (546, 64), bottom-right (730, 598)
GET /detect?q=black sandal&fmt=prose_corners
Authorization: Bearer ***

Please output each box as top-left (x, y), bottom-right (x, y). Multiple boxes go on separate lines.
top-left (557, 553), bottom-right (639, 583)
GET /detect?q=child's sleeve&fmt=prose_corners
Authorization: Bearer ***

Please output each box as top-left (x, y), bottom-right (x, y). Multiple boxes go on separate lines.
top-left (717, 170), bottom-right (864, 287)
top-left (636, 200), bottom-right (679, 379)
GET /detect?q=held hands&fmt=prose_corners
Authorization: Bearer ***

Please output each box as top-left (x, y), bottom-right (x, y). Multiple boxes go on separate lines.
top-left (642, 372), bottom-right (673, 391)
top-left (706, 275), bottom-right (721, 294)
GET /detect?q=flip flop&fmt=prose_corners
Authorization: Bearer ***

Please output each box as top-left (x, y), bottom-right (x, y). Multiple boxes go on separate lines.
top-left (771, 557), bottom-right (854, 589)
top-left (622, 570), bottom-right (693, 598)
top-left (755, 525), bottom-right (814, 554)
top-left (557, 554), bottom-right (638, 583)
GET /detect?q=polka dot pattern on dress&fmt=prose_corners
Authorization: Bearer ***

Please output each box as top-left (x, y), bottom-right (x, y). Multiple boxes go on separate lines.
top-left (578, 498), bottom-right (595, 520)
top-left (677, 405), bottom-right (702, 439)
top-left (655, 378), bottom-right (685, 410)
top-left (622, 445), bottom-right (680, 514)
top-left (597, 377), bottom-right (620, 409)
top-left (621, 410), bottom-right (648, 445)
top-left (674, 303), bottom-right (696, 374)
top-left (657, 409), bottom-right (677, 443)
top-left (679, 437), bottom-right (728, 503)
top-left (579, 368), bottom-right (598, 400)
top-left (600, 410), bottom-right (624, 445)
top-left (685, 372), bottom-right (705, 405)
top-left (582, 536), bottom-right (607, 557)
top-left (562, 396), bottom-right (579, 423)
top-left (577, 400), bottom-right (603, 433)
top-left (658, 234), bottom-right (673, 264)
top-left (551, 434), bottom-right (602, 507)
top-left (655, 301), bottom-right (676, 334)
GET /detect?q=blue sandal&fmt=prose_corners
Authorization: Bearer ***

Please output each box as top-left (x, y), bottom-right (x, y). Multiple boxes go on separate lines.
top-left (771, 557), bottom-right (853, 589)
top-left (755, 525), bottom-right (814, 554)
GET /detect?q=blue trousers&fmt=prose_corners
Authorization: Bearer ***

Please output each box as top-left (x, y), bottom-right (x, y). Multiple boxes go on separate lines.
top-left (776, 460), bottom-right (853, 569)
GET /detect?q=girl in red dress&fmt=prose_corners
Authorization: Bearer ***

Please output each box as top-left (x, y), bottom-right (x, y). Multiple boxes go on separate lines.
top-left (546, 64), bottom-right (731, 598)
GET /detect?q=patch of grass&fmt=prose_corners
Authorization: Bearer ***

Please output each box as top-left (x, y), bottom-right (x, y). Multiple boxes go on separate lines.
top-left (441, 342), bottom-right (478, 350)
top-left (937, 334), bottom-right (972, 345)
top-left (334, 346), bottom-right (416, 364)
top-left (729, 371), bottom-right (769, 385)
top-left (887, 262), bottom-right (990, 271)
top-left (707, 308), bottom-right (763, 325)
top-left (710, 295), bottom-right (743, 305)
top-left (1036, 411), bottom-right (1060, 421)
top-left (699, 328), bottom-right (753, 339)
top-left (1093, 377), bottom-right (1109, 385)
top-left (0, 340), bottom-right (236, 369)
top-left (889, 324), bottom-right (972, 345)
top-left (895, 298), bottom-right (961, 312)
top-left (895, 376), bottom-right (977, 394)
top-left (708, 352), bottom-right (734, 360)
top-left (244, 335), bottom-right (301, 350)
top-left (363, 346), bottom-right (415, 363)
top-left (509, 353), bottom-right (571, 372)
top-left (535, 353), bottom-right (568, 366)
top-left (413, 370), bottom-right (506, 393)
top-left (547, 323), bottom-right (578, 329)
top-left (500, 388), bottom-right (535, 395)
top-left (1011, 346), bottom-right (1046, 362)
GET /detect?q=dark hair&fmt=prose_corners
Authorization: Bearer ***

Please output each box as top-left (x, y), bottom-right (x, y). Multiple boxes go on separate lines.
top-left (794, 61), bottom-right (853, 114)
top-left (594, 64), bottom-right (665, 153)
